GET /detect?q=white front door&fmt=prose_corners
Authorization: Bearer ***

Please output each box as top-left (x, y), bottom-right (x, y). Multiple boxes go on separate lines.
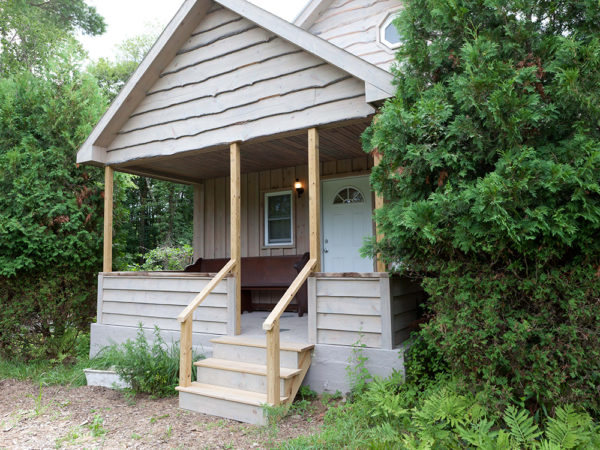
top-left (322, 176), bottom-right (374, 272)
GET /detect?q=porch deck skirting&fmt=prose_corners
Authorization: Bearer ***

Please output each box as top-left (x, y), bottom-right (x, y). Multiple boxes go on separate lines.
top-left (90, 271), bottom-right (423, 393)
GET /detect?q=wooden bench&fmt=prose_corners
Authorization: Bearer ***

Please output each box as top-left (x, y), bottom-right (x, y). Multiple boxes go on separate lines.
top-left (184, 253), bottom-right (310, 316)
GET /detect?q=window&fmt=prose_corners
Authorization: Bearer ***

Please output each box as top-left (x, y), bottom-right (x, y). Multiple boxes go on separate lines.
top-left (379, 13), bottom-right (402, 49)
top-left (264, 191), bottom-right (293, 246)
top-left (333, 187), bottom-right (364, 204)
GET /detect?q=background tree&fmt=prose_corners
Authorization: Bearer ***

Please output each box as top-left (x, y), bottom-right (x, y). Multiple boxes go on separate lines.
top-left (0, 0), bottom-right (105, 74)
top-left (364, 0), bottom-right (600, 414)
top-left (87, 27), bottom-right (194, 268)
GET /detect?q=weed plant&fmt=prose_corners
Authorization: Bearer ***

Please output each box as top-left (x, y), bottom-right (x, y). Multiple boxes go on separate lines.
top-left (90, 324), bottom-right (202, 398)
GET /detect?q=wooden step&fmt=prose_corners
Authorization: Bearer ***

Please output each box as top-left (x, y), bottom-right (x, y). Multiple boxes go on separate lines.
top-left (195, 358), bottom-right (301, 379)
top-left (210, 336), bottom-right (314, 353)
top-left (176, 382), bottom-right (288, 406)
top-left (177, 382), bottom-right (287, 425)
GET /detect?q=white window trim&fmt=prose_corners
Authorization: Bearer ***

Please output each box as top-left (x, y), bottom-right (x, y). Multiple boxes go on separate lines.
top-left (379, 12), bottom-right (402, 50)
top-left (264, 190), bottom-right (294, 247)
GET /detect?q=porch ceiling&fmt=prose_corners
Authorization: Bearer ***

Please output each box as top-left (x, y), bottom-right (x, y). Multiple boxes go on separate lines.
top-left (114, 120), bottom-right (371, 184)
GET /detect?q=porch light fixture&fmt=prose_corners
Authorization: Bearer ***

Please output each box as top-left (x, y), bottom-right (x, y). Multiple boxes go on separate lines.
top-left (294, 179), bottom-right (304, 198)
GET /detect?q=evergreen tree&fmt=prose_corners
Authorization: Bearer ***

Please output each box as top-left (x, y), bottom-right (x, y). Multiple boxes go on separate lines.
top-left (364, 0), bottom-right (600, 413)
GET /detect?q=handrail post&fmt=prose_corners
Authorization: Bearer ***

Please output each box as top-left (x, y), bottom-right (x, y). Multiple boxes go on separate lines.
top-left (266, 319), bottom-right (280, 405)
top-left (179, 318), bottom-right (193, 388)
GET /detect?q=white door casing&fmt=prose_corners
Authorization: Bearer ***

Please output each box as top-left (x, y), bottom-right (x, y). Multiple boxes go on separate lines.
top-left (322, 176), bottom-right (374, 272)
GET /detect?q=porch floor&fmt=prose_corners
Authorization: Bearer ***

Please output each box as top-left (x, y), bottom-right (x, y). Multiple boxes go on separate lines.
top-left (239, 311), bottom-right (308, 342)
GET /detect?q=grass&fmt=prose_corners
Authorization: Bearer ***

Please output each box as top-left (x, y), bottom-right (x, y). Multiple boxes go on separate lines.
top-left (0, 357), bottom-right (91, 387)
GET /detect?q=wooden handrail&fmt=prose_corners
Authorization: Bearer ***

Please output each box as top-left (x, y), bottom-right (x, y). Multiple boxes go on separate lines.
top-left (263, 258), bottom-right (317, 331)
top-left (178, 258), bottom-right (236, 388)
top-left (263, 258), bottom-right (317, 405)
top-left (178, 259), bottom-right (236, 323)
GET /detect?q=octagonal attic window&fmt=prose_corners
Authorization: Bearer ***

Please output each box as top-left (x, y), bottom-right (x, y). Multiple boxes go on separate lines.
top-left (380, 13), bottom-right (402, 49)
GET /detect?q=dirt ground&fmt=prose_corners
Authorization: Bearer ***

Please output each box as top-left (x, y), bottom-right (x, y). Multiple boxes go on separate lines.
top-left (0, 379), bottom-right (328, 449)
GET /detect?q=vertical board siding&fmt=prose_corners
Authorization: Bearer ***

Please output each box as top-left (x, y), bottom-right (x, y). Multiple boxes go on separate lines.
top-left (99, 275), bottom-right (231, 335)
top-left (196, 157), bottom-right (370, 261)
top-left (308, 0), bottom-right (400, 72)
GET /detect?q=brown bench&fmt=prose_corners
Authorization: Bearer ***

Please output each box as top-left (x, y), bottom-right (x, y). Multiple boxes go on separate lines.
top-left (184, 253), bottom-right (310, 316)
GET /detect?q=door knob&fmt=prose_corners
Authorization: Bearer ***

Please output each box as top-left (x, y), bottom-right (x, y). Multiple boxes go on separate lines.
top-left (324, 249), bottom-right (329, 253)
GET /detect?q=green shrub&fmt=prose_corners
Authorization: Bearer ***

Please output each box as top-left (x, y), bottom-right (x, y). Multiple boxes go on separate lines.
top-left (282, 377), bottom-right (600, 449)
top-left (0, 270), bottom-right (96, 360)
top-left (127, 245), bottom-right (193, 272)
top-left (363, 0), bottom-right (600, 414)
top-left (92, 325), bottom-right (202, 397)
top-left (404, 333), bottom-right (449, 387)
top-left (0, 47), bottom-right (106, 361)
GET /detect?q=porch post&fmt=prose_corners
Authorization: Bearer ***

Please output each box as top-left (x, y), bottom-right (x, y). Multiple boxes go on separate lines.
top-left (308, 128), bottom-right (321, 272)
top-left (103, 166), bottom-right (114, 273)
top-left (373, 152), bottom-right (386, 273)
top-left (230, 142), bottom-right (242, 335)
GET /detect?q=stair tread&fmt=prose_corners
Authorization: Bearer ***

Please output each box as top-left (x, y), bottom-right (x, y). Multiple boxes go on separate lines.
top-left (194, 358), bottom-right (301, 379)
top-left (211, 336), bottom-right (314, 352)
top-left (176, 382), bottom-right (288, 406)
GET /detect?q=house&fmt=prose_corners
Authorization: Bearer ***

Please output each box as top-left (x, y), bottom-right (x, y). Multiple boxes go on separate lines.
top-left (78, 0), bottom-right (424, 425)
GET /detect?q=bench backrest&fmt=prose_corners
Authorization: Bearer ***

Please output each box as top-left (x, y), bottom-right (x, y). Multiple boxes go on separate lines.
top-left (184, 254), bottom-right (309, 288)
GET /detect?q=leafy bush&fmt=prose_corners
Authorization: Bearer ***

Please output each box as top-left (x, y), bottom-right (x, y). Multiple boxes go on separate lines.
top-left (363, 0), bottom-right (600, 414)
top-left (282, 376), bottom-right (600, 449)
top-left (404, 333), bottom-right (449, 387)
top-left (127, 245), bottom-right (193, 272)
top-left (0, 47), bottom-right (106, 360)
top-left (92, 325), bottom-right (202, 397)
top-left (0, 271), bottom-right (97, 360)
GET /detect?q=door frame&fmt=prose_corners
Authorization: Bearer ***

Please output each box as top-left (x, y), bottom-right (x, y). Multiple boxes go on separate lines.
top-left (320, 174), bottom-right (375, 273)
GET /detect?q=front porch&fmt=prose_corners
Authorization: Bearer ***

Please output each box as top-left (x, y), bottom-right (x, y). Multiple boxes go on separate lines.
top-left (91, 270), bottom-right (423, 396)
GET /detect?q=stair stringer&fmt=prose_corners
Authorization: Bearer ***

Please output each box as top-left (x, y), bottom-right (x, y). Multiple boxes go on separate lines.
top-left (284, 348), bottom-right (312, 405)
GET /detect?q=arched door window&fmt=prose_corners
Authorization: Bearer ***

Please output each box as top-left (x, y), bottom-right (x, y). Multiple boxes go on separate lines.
top-left (333, 187), bottom-right (364, 204)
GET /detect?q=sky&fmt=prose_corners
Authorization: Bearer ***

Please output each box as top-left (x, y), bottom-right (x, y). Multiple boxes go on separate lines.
top-left (79, 0), bottom-right (310, 61)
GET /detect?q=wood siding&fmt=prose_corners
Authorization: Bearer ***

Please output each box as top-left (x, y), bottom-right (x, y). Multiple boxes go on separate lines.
top-left (308, 274), bottom-right (421, 349)
top-left (97, 273), bottom-right (235, 335)
top-left (194, 156), bottom-right (372, 260)
top-left (390, 276), bottom-right (423, 346)
top-left (309, 275), bottom-right (385, 348)
top-left (307, 0), bottom-right (401, 72)
top-left (105, 5), bottom-right (374, 165)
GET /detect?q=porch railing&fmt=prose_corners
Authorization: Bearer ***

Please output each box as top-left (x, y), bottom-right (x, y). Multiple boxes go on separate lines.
top-left (177, 258), bottom-right (236, 387)
top-left (262, 258), bottom-right (317, 405)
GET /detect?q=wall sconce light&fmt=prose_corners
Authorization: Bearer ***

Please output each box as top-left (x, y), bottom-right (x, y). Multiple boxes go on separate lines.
top-left (294, 179), bottom-right (304, 198)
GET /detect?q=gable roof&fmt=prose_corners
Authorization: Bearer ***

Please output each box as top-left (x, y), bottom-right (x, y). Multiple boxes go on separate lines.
top-left (77, 0), bottom-right (395, 166)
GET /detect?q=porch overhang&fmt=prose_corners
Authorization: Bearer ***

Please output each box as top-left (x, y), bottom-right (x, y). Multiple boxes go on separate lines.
top-left (110, 119), bottom-right (372, 184)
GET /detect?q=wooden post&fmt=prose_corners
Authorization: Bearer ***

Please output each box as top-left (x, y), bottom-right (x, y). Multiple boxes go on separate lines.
top-left (179, 319), bottom-right (193, 387)
top-left (266, 319), bottom-right (281, 405)
top-left (308, 128), bottom-right (321, 272)
top-left (373, 152), bottom-right (386, 273)
top-left (230, 142), bottom-right (242, 335)
top-left (103, 166), bottom-right (114, 273)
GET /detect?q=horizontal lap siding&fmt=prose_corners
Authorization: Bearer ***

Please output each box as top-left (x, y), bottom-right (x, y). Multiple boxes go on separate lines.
top-left (308, 0), bottom-right (399, 72)
top-left (105, 8), bottom-right (373, 163)
top-left (100, 275), bottom-right (229, 334)
top-left (314, 277), bottom-right (383, 348)
top-left (390, 277), bottom-right (424, 346)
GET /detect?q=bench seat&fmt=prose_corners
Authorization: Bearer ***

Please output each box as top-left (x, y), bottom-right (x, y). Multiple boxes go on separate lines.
top-left (184, 253), bottom-right (310, 316)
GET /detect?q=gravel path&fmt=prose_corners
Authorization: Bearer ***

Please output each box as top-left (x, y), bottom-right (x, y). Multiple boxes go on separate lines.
top-left (0, 380), bottom-right (326, 449)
